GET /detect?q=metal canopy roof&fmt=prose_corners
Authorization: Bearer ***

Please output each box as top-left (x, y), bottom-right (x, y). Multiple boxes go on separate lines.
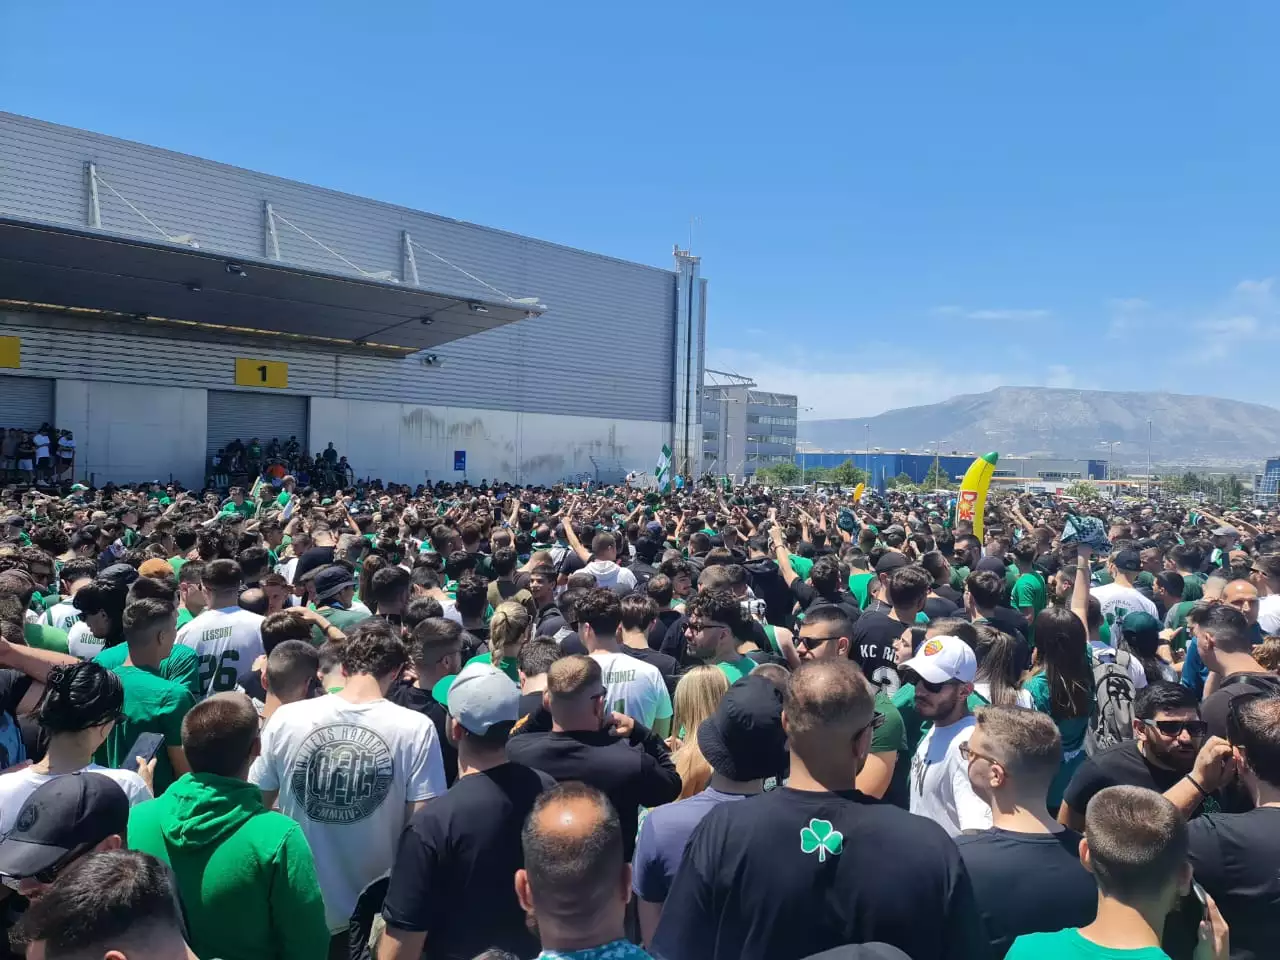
top-left (0, 219), bottom-right (546, 353)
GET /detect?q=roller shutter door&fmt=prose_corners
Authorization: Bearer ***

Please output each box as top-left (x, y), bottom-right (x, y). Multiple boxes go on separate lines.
top-left (0, 376), bottom-right (54, 431)
top-left (206, 391), bottom-right (309, 456)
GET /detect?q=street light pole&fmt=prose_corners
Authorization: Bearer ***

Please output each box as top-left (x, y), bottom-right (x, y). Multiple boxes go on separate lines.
top-left (1146, 419), bottom-right (1153, 499)
top-left (864, 424), bottom-right (870, 484)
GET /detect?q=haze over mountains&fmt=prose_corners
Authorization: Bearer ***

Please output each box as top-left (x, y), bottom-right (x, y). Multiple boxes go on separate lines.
top-left (799, 388), bottom-right (1280, 466)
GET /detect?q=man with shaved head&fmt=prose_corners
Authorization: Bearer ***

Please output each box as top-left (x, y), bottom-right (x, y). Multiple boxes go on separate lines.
top-left (515, 783), bottom-right (646, 958)
top-left (1182, 580), bottom-right (1266, 698)
top-left (653, 658), bottom-right (987, 960)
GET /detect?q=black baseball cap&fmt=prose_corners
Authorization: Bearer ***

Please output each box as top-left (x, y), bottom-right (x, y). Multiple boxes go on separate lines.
top-left (1112, 548), bottom-right (1142, 572)
top-left (874, 552), bottom-right (910, 575)
top-left (0, 773), bottom-right (129, 880)
top-left (697, 674), bottom-right (787, 782)
top-left (314, 566), bottom-right (357, 602)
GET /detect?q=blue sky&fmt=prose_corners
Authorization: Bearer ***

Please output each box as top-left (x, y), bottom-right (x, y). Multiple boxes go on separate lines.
top-left (4, 1), bottom-right (1279, 420)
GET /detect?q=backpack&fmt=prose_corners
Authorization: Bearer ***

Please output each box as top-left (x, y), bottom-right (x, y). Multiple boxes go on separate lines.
top-left (1085, 647), bottom-right (1137, 757)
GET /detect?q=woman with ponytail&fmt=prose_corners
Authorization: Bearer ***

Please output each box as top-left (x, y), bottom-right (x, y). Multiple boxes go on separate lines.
top-left (0, 661), bottom-right (151, 831)
top-left (465, 601), bottom-right (531, 683)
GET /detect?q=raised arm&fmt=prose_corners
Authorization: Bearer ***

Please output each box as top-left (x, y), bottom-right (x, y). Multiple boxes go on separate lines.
top-left (1070, 544), bottom-right (1092, 630)
top-left (562, 514), bottom-right (592, 563)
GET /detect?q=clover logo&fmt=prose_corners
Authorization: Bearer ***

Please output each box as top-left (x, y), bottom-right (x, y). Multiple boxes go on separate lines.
top-left (799, 818), bottom-right (843, 862)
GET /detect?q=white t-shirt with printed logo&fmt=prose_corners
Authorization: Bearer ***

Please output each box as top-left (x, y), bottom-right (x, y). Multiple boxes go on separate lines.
top-left (909, 714), bottom-right (992, 837)
top-left (591, 650), bottom-right (673, 730)
top-left (249, 695), bottom-right (446, 932)
top-left (176, 606), bottom-right (264, 697)
top-left (1090, 583), bottom-right (1158, 644)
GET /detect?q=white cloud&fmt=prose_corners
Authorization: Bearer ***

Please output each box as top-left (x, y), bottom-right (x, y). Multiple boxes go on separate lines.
top-left (1106, 296), bottom-right (1152, 339)
top-left (705, 346), bottom-right (1089, 420)
top-left (964, 308), bottom-right (1051, 321)
top-left (1235, 278), bottom-right (1274, 297)
top-left (1198, 315), bottom-right (1259, 337)
top-left (931, 305), bottom-right (1050, 321)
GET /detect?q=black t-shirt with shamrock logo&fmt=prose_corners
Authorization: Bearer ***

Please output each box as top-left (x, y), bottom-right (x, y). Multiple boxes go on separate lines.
top-left (652, 787), bottom-right (986, 960)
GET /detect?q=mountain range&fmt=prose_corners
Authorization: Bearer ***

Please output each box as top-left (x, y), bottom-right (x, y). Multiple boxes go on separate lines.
top-left (799, 387), bottom-right (1280, 466)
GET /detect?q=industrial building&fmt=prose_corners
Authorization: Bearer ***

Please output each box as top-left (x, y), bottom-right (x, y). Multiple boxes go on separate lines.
top-left (794, 450), bottom-right (1108, 489)
top-left (0, 112), bottom-right (705, 488)
top-left (701, 371), bottom-right (798, 479)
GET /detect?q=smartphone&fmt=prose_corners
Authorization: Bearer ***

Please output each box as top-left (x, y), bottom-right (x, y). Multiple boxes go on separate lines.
top-left (1192, 881), bottom-right (1208, 911)
top-left (125, 732), bottom-right (165, 771)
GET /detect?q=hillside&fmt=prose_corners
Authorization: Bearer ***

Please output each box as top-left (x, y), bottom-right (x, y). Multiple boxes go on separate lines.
top-left (799, 387), bottom-right (1280, 465)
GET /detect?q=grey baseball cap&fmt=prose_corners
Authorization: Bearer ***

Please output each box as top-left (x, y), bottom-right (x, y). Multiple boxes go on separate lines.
top-left (445, 661), bottom-right (520, 735)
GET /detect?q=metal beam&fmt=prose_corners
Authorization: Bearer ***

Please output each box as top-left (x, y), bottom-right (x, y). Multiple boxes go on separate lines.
top-left (403, 231), bottom-right (419, 285)
top-left (264, 202), bottom-right (280, 260)
top-left (86, 163), bottom-right (101, 228)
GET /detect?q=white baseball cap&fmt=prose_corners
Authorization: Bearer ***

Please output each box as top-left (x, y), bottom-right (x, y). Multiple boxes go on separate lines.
top-left (900, 635), bottom-right (977, 685)
top-left (445, 661), bottom-right (520, 735)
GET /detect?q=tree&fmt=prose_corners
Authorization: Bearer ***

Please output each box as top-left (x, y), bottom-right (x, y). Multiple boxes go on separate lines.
top-left (1064, 480), bottom-right (1102, 502)
top-left (756, 462), bottom-right (801, 486)
top-left (922, 462), bottom-right (955, 490)
top-left (829, 459), bottom-right (868, 487)
top-left (886, 472), bottom-right (917, 491)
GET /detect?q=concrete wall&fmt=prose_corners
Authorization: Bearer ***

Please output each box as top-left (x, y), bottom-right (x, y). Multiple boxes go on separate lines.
top-left (55, 380), bottom-right (207, 487)
top-left (311, 398), bottom-right (669, 487)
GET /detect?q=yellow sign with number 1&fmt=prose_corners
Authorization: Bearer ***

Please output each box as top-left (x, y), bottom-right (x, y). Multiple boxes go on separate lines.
top-left (235, 358), bottom-right (288, 389)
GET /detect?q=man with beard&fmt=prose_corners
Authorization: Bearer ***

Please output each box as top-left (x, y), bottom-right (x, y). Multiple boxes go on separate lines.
top-left (904, 634), bottom-right (992, 837)
top-left (1058, 682), bottom-right (1216, 830)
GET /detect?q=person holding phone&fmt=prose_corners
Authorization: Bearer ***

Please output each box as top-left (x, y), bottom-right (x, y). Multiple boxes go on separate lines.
top-left (94, 598), bottom-right (193, 795)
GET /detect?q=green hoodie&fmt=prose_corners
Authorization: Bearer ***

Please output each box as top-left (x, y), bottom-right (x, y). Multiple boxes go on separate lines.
top-left (128, 772), bottom-right (328, 960)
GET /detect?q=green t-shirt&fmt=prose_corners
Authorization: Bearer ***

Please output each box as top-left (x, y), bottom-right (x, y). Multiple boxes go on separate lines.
top-left (1011, 570), bottom-right (1048, 645)
top-left (1181, 573), bottom-right (1205, 602)
top-left (23, 622), bottom-right (68, 654)
top-left (308, 606), bottom-right (371, 645)
top-left (176, 606), bottom-right (195, 630)
top-left (220, 500), bottom-right (256, 520)
top-left (94, 664), bottom-right (194, 794)
top-left (1005, 563), bottom-right (1019, 591)
top-left (848, 572), bottom-right (875, 610)
top-left (93, 643), bottom-right (203, 703)
top-left (466, 652), bottom-right (520, 684)
top-left (788, 554), bottom-right (813, 582)
top-left (716, 656), bottom-right (758, 684)
top-left (168, 556), bottom-right (187, 576)
top-left (871, 691), bottom-right (909, 806)
top-left (950, 565), bottom-right (970, 592)
top-left (1024, 671), bottom-right (1094, 809)
top-left (276, 490), bottom-right (292, 508)
top-left (1165, 600), bottom-right (1198, 654)
top-left (1006, 929), bottom-right (1170, 960)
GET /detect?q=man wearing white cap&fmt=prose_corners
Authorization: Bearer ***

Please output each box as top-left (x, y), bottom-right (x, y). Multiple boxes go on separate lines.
top-left (903, 634), bottom-right (992, 837)
top-left (379, 662), bottom-right (554, 960)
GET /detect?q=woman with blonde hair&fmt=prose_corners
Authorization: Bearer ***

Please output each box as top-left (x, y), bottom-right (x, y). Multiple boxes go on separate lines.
top-left (467, 600), bottom-right (531, 683)
top-left (669, 664), bottom-right (729, 799)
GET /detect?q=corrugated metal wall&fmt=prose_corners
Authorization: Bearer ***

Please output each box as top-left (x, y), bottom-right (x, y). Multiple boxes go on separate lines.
top-left (0, 112), bottom-right (676, 422)
top-left (0, 376), bottom-right (54, 430)
top-left (0, 310), bottom-right (662, 422)
top-left (206, 391), bottom-right (308, 456)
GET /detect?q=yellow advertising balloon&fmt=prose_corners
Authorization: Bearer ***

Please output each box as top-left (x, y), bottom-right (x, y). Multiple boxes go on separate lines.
top-left (956, 452), bottom-right (999, 540)
top-left (852, 482), bottom-right (865, 503)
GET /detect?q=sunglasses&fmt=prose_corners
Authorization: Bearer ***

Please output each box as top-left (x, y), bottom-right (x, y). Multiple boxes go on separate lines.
top-left (797, 633), bottom-right (846, 650)
top-left (1143, 719), bottom-right (1209, 738)
top-left (917, 677), bottom-right (959, 694)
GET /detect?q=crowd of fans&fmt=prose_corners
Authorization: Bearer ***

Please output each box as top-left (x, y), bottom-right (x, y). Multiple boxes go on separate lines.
top-left (0, 474), bottom-right (1278, 960)
top-left (0, 426), bottom-right (74, 487)
top-left (207, 438), bottom-right (351, 491)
